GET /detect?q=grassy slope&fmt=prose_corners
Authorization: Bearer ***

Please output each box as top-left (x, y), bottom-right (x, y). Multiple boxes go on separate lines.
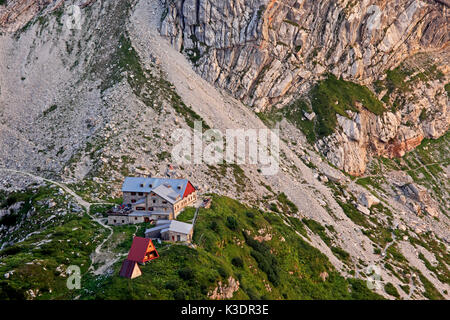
top-left (0, 186), bottom-right (109, 300)
top-left (375, 61), bottom-right (445, 98)
top-left (81, 195), bottom-right (382, 300)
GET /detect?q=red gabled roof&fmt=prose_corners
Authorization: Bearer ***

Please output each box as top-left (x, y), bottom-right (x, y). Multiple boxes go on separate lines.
top-left (119, 259), bottom-right (139, 278)
top-left (183, 181), bottom-right (196, 198)
top-left (127, 237), bottom-right (159, 263)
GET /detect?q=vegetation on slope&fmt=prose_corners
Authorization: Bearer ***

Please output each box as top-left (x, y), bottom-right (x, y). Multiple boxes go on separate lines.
top-left (310, 75), bottom-right (385, 138)
top-left (81, 195), bottom-right (382, 300)
top-left (0, 186), bottom-right (109, 300)
top-left (258, 75), bottom-right (385, 142)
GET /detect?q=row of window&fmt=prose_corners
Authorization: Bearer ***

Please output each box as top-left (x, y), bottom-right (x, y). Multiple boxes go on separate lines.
top-left (136, 207), bottom-right (169, 212)
top-left (131, 198), bottom-right (168, 204)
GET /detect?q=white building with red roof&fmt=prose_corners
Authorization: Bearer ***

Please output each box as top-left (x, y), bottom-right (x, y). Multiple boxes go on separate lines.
top-left (108, 177), bottom-right (198, 225)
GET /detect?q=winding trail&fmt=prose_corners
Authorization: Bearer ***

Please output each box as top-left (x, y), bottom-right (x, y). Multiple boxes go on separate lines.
top-left (0, 168), bottom-right (116, 275)
top-left (382, 232), bottom-right (396, 257)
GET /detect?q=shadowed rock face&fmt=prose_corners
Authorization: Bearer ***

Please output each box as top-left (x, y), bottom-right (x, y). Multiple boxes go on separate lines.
top-left (160, 0), bottom-right (448, 110)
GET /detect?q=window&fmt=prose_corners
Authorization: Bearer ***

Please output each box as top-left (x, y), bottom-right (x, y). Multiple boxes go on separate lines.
top-left (177, 235), bottom-right (180, 241)
top-left (131, 192), bottom-right (136, 196)
top-left (177, 186), bottom-right (181, 190)
top-left (136, 207), bottom-right (145, 211)
top-left (131, 199), bottom-right (136, 203)
top-left (113, 220), bottom-right (116, 223)
top-left (138, 192), bottom-right (143, 196)
top-left (149, 184), bottom-right (152, 188)
top-left (122, 220), bottom-right (125, 223)
top-left (135, 217), bottom-right (138, 220)
top-left (149, 207), bottom-right (154, 211)
top-left (153, 199), bottom-right (156, 204)
top-left (163, 200), bottom-right (167, 204)
top-left (140, 184), bottom-right (144, 187)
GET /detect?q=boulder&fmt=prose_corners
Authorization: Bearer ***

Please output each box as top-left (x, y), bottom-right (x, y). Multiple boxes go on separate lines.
top-left (357, 204), bottom-right (371, 216)
top-left (358, 192), bottom-right (380, 208)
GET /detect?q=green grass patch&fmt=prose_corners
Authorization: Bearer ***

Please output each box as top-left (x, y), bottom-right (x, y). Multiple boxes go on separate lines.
top-left (311, 75), bottom-right (385, 138)
top-left (80, 195), bottom-right (382, 300)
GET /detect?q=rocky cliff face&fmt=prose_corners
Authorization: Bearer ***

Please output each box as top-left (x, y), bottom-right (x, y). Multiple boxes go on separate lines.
top-left (161, 0), bottom-right (450, 109)
top-left (0, 0), bottom-right (98, 33)
top-left (160, 0), bottom-right (448, 109)
top-left (160, 0), bottom-right (449, 175)
top-left (318, 53), bottom-right (449, 175)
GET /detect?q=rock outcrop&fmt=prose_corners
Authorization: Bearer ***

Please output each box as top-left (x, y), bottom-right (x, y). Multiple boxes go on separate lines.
top-left (208, 276), bottom-right (240, 299)
top-left (0, 0), bottom-right (97, 33)
top-left (317, 65), bottom-right (449, 175)
top-left (0, 0), bottom-right (58, 33)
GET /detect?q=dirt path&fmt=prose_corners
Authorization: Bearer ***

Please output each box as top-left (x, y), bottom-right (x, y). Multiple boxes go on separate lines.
top-left (0, 168), bottom-right (116, 275)
top-left (382, 232), bottom-right (396, 257)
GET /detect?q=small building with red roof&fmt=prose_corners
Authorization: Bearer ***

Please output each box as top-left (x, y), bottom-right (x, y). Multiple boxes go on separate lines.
top-left (119, 259), bottom-right (142, 279)
top-left (127, 236), bottom-right (159, 264)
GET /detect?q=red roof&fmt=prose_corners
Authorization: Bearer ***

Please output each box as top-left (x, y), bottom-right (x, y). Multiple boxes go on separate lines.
top-left (119, 259), bottom-right (140, 278)
top-left (183, 181), bottom-right (196, 198)
top-left (127, 237), bottom-right (159, 263)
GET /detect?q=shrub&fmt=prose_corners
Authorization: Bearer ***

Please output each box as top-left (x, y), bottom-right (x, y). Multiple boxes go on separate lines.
top-left (226, 216), bottom-right (238, 231)
top-left (164, 281), bottom-right (179, 291)
top-left (331, 246), bottom-right (351, 263)
top-left (217, 266), bottom-right (228, 278)
top-left (231, 257), bottom-right (244, 268)
top-left (277, 193), bottom-right (298, 214)
top-left (173, 290), bottom-right (186, 300)
top-left (384, 282), bottom-right (400, 298)
top-left (0, 281), bottom-right (26, 300)
top-left (178, 267), bottom-right (195, 280)
top-left (244, 233), bottom-right (280, 286)
top-left (209, 220), bottom-right (220, 232)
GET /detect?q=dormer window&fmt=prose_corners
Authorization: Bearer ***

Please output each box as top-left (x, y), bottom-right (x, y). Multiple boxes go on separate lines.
top-left (140, 183), bottom-right (144, 187)
top-left (149, 184), bottom-right (152, 188)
